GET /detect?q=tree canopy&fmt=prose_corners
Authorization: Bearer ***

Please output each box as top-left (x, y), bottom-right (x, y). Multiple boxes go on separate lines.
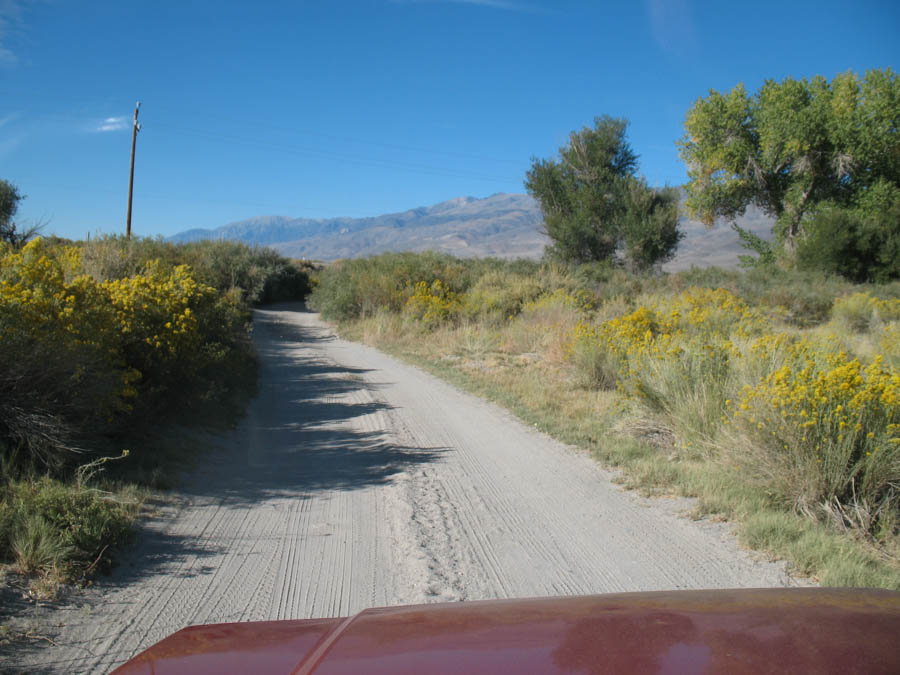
top-left (678, 68), bottom-right (899, 275)
top-left (0, 179), bottom-right (23, 242)
top-left (0, 179), bottom-right (38, 248)
top-left (525, 116), bottom-right (681, 269)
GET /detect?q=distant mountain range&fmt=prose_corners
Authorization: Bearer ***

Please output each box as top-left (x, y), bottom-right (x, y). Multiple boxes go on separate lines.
top-left (169, 192), bottom-right (774, 270)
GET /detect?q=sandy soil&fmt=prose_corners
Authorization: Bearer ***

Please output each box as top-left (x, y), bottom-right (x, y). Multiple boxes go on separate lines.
top-left (5, 304), bottom-right (803, 673)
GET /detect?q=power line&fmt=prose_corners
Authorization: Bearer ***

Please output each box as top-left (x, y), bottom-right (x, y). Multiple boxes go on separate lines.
top-left (21, 180), bottom-right (358, 215)
top-left (195, 110), bottom-right (524, 166)
top-left (149, 122), bottom-right (523, 184)
top-left (0, 101), bottom-right (527, 172)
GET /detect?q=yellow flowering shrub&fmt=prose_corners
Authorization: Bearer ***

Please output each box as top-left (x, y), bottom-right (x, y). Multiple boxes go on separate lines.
top-left (1, 242), bottom-right (125, 386)
top-left (732, 332), bottom-right (801, 389)
top-left (663, 287), bottom-right (765, 338)
top-left (734, 337), bottom-right (900, 532)
top-left (100, 260), bottom-right (251, 418)
top-left (103, 261), bottom-right (214, 359)
top-left (1, 238), bottom-right (254, 470)
top-left (1, 240), bottom-right (126, 466)
top-left (569, 305), bottom-right (670, 390)
top-left (567, 287), bottom-right (754, 397)
top-left (568, 284), bottom-right (900, 528)
top-left (405, 280), bottom-right (461, 329)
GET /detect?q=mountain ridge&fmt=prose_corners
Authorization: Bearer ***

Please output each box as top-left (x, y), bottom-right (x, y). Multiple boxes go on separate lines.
top-left (168, 192), bottom-right (774, 269)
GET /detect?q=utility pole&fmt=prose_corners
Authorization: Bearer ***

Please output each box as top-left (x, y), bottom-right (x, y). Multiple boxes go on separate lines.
top-left (126, 102), bottom-right (141, 238)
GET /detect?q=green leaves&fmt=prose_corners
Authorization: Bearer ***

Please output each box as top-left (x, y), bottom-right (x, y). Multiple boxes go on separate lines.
top-left (0, 179), bottom-right (30, 248)
top-left (620, 183), bottom-right (682, 270)
top-left (679, 68), bottom-right (900, 270)
top-left (526, 116), bottom-right (680, 269)
top-left (797, 180), bottom-right (900, 282)
top-left (678, 83), bottom-right (757, 226)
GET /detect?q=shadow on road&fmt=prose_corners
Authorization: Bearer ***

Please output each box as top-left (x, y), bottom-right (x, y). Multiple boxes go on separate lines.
top-left (174, 306), bottom-right (447, 504)
top-left (1, 308), bottom-right (447, 670)
top-left (114, 304), bottom-right (444, 576)
top-left (0, 304), bottom-right (447, 655)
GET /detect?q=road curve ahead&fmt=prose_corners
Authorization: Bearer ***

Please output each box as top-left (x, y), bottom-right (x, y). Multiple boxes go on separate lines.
top-left (11, 304), bottom-right (801, 672)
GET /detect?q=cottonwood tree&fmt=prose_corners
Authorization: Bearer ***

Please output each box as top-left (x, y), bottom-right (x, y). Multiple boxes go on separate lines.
top-left (678, 69), bottom-right (899, 275)
top-left (525, 116), bottom-right (681, 269)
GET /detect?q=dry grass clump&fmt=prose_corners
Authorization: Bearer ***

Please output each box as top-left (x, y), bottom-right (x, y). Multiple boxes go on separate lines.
top-left (1, 473), bottom-right (140, 595)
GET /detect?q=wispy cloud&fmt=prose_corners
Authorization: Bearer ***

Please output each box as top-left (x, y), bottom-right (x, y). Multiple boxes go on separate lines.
top-left (96, 116), bottom-right (128, 132)
top-left (0, 0), bottom-right (26, 66)
top-left (0, 132), bottom-right (25, 159)
top-left (647, 0), bottom-right (697, 59)
top-left (391, 0), bottom-right (539, 12)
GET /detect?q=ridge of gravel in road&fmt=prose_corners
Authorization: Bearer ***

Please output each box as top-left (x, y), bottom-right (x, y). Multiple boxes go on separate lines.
top-left (6, 303), bottom-right (803, 673)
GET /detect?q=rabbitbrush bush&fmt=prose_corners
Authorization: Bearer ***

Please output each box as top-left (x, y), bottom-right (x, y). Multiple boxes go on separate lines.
top-left (310, 252), bottom-right (477, 321)
top-left (0, 236), bottom-right (309, 589)
top-left (404, 279), bottom-right (461, 329)
top-left (460, 270), bottom-right (544, 324)
top-left (0, 239), bottom-right (128, 470)
top-left (78, 235), bottom-right (313, 305)
top-left (310, 252), bottom-right (550, 323)
top-left (0, 238), bottom-right (256, 473)
top-left (569, 288), bottom-right (764, 444)
top-left (568, 285), bottom-right (900, 537)
top-left (732, 337), bottom-right (900, 538)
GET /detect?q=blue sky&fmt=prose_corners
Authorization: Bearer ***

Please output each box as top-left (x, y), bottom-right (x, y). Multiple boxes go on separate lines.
top-left (1, 0), bottom-right (897, 240)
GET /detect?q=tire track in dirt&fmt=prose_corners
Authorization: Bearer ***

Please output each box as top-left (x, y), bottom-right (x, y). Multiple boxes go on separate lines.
top-left (8, 303), bottom-right (803, 673)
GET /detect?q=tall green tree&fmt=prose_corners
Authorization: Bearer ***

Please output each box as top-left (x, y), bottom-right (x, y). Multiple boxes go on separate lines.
top-left (678, 69), bottom-right (900, 270)
top-left (525, 116), bottom-right (681, 269)
top-left (0, 179), bottom-right (38, 248)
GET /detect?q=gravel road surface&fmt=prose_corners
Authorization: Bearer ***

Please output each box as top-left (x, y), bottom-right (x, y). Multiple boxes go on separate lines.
top-left (7, 304), bottom-right (801, 672)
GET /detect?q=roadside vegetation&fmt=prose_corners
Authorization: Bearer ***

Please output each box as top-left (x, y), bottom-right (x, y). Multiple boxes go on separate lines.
top-left (310, 254), bottom-right (900, 588)
top-left (0, 207), bottom-right (313, 596)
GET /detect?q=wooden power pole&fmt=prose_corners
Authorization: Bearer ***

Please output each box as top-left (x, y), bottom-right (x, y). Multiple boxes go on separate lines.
top-left (126, 102), bottom-right (141, 238)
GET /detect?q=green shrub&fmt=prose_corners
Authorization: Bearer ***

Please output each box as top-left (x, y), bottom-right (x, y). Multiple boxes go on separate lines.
top-left (832, 292), bottom-right (900, 333)
top-left (668, 265), bottom-right (742, 293)
top-left (626, 335), bottom-right (733, 448)
top-left (569, 330), bottom-right (621, 390)
top-left (311, 252), bottom-right (500, 321)
top-left (461, 271), bottom-right (544, 323)
top-left (10, 513), bottom-right (73, 576)
top-left (796, 185), bottom-right (900, 284)
top-left (78, 236), bottom-right (312, 305)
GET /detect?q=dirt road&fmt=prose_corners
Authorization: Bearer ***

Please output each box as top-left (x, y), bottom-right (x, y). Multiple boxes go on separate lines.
top-left (9, 304), bottom-right (800, 672)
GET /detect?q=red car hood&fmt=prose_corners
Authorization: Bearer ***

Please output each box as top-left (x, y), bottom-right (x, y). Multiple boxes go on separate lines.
top-left (112, 588), bottom-right (900, 674)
